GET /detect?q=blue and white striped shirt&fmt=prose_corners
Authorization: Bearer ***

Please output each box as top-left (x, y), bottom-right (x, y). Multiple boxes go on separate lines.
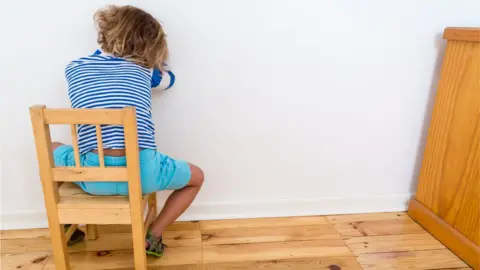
top-left (65, 49), bottom-right (175, 154)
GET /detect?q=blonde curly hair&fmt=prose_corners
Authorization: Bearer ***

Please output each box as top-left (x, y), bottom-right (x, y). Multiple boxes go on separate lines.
top-left (94, 5), bottom-right (168, 69)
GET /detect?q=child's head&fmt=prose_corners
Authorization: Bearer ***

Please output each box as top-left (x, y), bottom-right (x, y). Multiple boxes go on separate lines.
top-left (94, 5), bottom-right (168, 69)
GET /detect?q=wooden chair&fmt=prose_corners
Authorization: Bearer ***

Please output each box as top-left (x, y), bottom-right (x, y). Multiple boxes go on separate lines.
top-left (29, 105), bottom-right (157, 270)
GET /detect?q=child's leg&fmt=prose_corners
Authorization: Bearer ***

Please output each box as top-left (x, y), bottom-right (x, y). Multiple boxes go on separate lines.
top-left (51, 142), bottom-right (65, 152)
top-left (148, 164), bottom-right (204, 238)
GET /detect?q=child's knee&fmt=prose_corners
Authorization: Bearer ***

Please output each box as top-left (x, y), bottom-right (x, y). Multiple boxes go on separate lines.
top-left (51, 142), bottom-right (64, 152)
top-left (188, 163), bottom-right (204, 187)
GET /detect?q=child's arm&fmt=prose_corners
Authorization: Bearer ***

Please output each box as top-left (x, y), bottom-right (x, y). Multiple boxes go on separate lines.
top-left (151, 64), bottom-right (175, 91)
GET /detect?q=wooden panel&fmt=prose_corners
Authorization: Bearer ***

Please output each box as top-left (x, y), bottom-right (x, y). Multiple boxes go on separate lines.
top-left (413, 31), bottom-right (479, 244)
top-left (200, 216), bottom-right (328, 230)
top-left (57, 182), bottom-right (131, 209)
top-left (53, 167), bottom-right (128, 182)
top-left (408, 199), bottom-right (480, 269)
top-left (442, 41), bottom-right (479, 243)
top-left (410, 28), bottom-right (480, 268)
top-left (345, 233), bottom-right (444, 255)
top-left (409, 29), bottom-right (480, 268)
top-left (58, 208), bottom-right (131, 224)
top-left (443, 27), bottom-right (480, 42)
top-left (43, 108), bottom-right (125, 124)
top-left (203, 239), bottom-right (351, 264)
top-left (357, 249), bottom-right (469, 270)
top-left (202, 224), bottom-right (339, 246)
top-left (57, 197), bottom-right (132, 209)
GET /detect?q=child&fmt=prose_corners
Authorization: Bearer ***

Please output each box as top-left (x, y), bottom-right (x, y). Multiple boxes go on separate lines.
top-left (52, 5), bottom-right (204, 257)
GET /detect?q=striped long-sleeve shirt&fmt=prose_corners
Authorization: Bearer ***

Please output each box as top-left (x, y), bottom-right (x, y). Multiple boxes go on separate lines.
top-left (65, 49), bottom-right (175, 154)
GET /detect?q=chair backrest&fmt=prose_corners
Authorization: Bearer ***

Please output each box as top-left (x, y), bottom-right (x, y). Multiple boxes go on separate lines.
top-left (29, 105), bottom-right (143, 204)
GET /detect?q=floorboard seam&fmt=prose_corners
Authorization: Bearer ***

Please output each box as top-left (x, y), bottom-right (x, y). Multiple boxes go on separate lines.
top-left (355, 247), bottom-right (449, 256)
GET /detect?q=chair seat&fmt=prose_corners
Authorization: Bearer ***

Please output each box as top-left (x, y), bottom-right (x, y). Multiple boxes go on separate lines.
top-left (57, 183), bottom-right (148, 224)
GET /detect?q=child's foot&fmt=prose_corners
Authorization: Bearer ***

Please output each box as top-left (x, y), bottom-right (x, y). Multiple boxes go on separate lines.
top-left (145, 231), bottom-right (166, 258)
top-left (64, 224), bottom-right (85, 246)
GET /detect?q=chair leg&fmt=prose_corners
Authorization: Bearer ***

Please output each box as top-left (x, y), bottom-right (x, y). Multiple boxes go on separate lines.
top-left (131, 195), bottom-right (148, 269)
top-left (132, 218), bottom-right (148, 269)
top-left (86, 224), bottom-right (98, 240)
top-left (49, 223), bottom-right (70, 270)
top-left (148, 192), bottom-right (158, 216)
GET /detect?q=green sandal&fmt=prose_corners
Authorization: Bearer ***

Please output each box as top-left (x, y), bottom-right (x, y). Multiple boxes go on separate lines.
top-left (145, 231), bottom-right (166, 258)
top-left (64, 225), bottom-right (85, 246)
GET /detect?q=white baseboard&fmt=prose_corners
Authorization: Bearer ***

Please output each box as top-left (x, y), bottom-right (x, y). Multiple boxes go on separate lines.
top-left (0, 194), bottom-right (412, 230)
top-left (177, 193), bottom-right (412, 221)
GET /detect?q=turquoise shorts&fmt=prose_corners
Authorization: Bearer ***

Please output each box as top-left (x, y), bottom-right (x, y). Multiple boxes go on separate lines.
top-left (53, 145), bottom-right (191, 195)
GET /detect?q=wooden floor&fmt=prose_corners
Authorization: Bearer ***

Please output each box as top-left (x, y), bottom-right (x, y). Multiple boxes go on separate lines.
top-left (0, 212), bottom-right (471, 270)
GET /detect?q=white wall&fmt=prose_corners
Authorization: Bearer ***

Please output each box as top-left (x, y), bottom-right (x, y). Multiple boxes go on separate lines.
top-left (1, 0), bottom-right (479, 229)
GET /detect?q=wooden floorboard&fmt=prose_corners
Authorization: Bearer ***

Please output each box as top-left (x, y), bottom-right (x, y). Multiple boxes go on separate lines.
top-left (1, 228), bottom-right (50, 240)
top-left (158, 257), bottom-right (363, 270)
top-left (200, 216), bottom-right (329, 230)
top-left (1, 252), bottom-right (50, 270)
top-left (357, 249), bottom-right (469, 269)
top-left (42, 247), bottom-right (203, 269)
top-left (0, 212), bottom-right (472, 270)
top-left (345, 233), bottom-right (446, 255)
top-left (87, 257), bottom-right (363, 270)
top-left (327, 212), bottom-right (409, 224)
top-left (203, 239), bottom-right (351, 264)
top-left (332, 216), bottom-right (425, 238)
top-left (202, 224), bottom-right (339, 245)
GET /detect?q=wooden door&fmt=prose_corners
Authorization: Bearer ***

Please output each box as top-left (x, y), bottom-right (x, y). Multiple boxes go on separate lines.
top-left (408, 27), bottom-right (480, 269)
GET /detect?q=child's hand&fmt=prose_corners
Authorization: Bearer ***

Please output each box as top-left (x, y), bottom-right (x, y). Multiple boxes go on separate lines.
top-left (151, 64), bottom-right (175, 91)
